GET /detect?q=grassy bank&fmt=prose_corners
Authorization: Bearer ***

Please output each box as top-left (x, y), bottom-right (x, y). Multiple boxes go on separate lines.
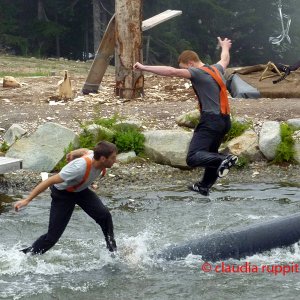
top-left (0, 55), bottom-right (114, 78)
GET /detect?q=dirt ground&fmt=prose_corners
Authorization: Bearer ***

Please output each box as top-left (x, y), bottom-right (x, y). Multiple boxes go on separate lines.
top-left (1, 69), bottom-right (300, 194)
top-left (1, 72), bottom-right (300, 138)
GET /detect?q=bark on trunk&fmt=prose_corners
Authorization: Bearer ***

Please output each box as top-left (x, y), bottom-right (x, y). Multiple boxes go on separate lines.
top-left (93, 0), bottom-right (102, 54)
top-left (115, 0), bottom-right (144, 99)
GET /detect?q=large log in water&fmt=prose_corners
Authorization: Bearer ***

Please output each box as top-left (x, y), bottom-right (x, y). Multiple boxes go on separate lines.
top-left (159, 213), bottom-right (300, 261)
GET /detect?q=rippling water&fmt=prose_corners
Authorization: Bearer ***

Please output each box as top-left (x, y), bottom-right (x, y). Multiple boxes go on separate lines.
top-left (1, 183), bottom-right (300, 299)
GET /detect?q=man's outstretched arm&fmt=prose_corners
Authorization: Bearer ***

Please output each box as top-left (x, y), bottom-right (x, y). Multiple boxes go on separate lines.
top-left (216, 37), bottom-right (232, 70)
top-left (133, 62), bottom-right (191, 79)
top-left (14, 174), bottom-right (64, 211)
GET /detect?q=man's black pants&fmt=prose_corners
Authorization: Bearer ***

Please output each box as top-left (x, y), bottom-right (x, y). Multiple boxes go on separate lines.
top-left (25, 186), bottom-right (114, 254)
top-left (186, 112), bottom-right (231, 188)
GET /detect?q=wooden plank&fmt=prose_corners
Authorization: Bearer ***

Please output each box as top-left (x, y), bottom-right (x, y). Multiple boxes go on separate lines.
top-left (82, 10), bottom-right (182, 94)
top-left (0, 157), bottom-right (23, 174)
top-left (142, 10), bottom-right (182, 31)
top-left (82, 14), bottom-right (116, 94)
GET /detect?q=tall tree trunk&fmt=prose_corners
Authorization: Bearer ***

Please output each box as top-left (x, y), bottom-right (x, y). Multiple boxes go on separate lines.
top-left (93, 0), bottom-right (102, 54)
top-left (37, 0), bottom-right (48, 21)
top-left (115, 0), bottom-right (144, 99)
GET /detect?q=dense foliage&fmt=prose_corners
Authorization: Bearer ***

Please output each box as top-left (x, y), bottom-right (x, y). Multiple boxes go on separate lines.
top-left (1, 0), bottom-right (300, 66)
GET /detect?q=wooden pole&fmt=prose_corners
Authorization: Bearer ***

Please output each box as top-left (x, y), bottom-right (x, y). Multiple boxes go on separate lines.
top-left (82, 9), bottom-right (182, 95)
top-left (115, 0), bottom-right (143, 99)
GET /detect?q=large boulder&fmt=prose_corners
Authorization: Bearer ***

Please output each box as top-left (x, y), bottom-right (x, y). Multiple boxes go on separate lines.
top-left (6, 122), bottom-right (78, 172)
top-left (143, 130), bottom-right (193, 168)
top-left (226, 129), bottom-right (263, 161)
top-left (258, 121), bottom-right (281, 160)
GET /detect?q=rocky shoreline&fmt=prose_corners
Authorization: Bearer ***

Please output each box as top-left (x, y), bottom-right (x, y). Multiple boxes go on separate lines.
top-left (1, 159), bottom-right (299, 196)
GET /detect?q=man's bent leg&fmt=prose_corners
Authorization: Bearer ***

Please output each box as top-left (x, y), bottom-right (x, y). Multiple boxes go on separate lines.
top-left (76, 189), bottom-right (116, 252)
top-left (23, 187), bottom-right (76, 254)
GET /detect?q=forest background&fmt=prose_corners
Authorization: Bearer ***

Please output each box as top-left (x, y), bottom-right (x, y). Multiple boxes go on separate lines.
top-left (0, 0), bottom-right (300, 67)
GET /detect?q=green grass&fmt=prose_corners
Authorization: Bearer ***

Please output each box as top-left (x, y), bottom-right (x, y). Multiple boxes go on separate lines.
top-left (0, 71), bottom-right (49, 77)
top-left (0, 54), bottom-right (96, 78)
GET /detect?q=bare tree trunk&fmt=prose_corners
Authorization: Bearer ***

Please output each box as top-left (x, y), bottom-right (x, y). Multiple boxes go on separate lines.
top-left (115, 0), bottom-right (144, 99)
top-left (37, 0), bottom-right (48, 21)
top-left (93, 0), bottom-right (102, 54)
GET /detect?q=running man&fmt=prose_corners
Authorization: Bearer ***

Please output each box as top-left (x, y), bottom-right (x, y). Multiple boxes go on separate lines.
top-left (14, 141), bottom-right (117, 254)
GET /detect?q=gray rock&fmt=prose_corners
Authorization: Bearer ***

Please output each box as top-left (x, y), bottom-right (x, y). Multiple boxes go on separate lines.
top-left (226, 129), bottom-right (263, 161)
top-left (85, 124), bottom-right (114, 140)
top-left (287, 118), bottom-right (300, 129)
top-left (175, 109), bottom-right (200, 128)
top-left (258, 121), bottom-right (281, 160)
top-left (293, 131), bottom-right (300, 163)
top-left (144, 130), bottom-right (193, 168)
top-left (3, 124), bottom-right (27, 146)
top-left (117, 151), bottom-right (136, 163)
top-left (6, 122), bottom-right (78, 172)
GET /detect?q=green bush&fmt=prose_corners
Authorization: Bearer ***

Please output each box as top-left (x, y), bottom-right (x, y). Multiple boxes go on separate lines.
top-left (224, 118), bottom-right (251, 143)
top-left (80, 117), bottom-right (145, 154)
top-left (113, 124), bottom-right (145, 154)
top-left (0, 141), bottom-right (9, 153)
top-left (273, 123), bottom-right (296, 163)
top-left (78, 128), bottom-right (95, 149)
top-left (235, 156), bottom-right (250, 169)
top-left (54, 116), bottom-right (146, 171)
top-left (94, 114), bottom-right (120, 128)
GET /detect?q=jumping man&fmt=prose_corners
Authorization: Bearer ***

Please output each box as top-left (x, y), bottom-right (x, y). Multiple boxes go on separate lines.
top-left (134, 37), bottom-right (238, 196)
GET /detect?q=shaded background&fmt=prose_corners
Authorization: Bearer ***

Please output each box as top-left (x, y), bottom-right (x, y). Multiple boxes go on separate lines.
top-left (0, 0), bottom-right (299, 66)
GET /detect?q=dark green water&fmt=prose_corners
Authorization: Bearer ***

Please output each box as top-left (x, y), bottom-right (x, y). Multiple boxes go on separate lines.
top-left (1, 183), bottom-right (300, 300)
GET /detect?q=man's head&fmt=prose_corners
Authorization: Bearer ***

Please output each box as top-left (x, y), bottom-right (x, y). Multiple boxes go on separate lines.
top-left (178, 50), bottom-right (202, 69)
top-left (93, 141), bottom-right (117, 168)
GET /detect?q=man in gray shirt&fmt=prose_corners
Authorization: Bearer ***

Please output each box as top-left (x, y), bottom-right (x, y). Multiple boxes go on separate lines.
top-left (14, 141), bottom-right (117, 254)
top-left (134, 37), bottom-right (238, 196)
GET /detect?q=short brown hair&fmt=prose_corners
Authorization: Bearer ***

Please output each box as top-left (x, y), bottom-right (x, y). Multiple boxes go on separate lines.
top-left (178, 50), bottom-right (200, 65)
top-left (94, 141), bottom-right (117, 160)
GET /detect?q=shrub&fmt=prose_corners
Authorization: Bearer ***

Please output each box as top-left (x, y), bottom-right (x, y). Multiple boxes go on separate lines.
top-left (235, 156), bottom-right (250, 169)
top-left (78, 128), bottom-right (95, 149)
top-left (224, 118), bottom-right (251, 143)
top-left (94, 114), bottom-right (120, 128)
top-left (0, 141), bottom-right (9, 153)
top-left (113, 124), bottom-right (145, 154)
top-left (273, 123), bottom-right (296, 163)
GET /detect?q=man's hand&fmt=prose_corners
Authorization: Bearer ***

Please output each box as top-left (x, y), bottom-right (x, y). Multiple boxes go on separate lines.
top-left (66, 148), bottom-right (90, 162)
top-left (217, 37), bottom-right (232, 70)
top-left (217, 37), bottom-right (232, 50)
top-left (133, 62), bottom-right (144, 71)
top-left (14, 198), bottom-right (31, 212)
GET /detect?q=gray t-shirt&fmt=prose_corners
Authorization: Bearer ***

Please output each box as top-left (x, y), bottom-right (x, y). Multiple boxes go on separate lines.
top-left (54, 152), bottom-right (104, 192)
top-left (188, 63), bottom-right (225, 115)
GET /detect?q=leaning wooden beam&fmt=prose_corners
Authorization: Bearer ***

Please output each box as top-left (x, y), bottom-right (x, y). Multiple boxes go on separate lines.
top-left (82, 10), bottom-right (182, 94)
top-left (82, 15), bottom-right (116, 94)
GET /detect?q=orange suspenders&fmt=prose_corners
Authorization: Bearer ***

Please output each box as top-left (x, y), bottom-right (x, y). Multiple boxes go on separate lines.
top-left (66, 156), bottom-right (106, 192)
top-left (199, 66), bottom-right (230, 115)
